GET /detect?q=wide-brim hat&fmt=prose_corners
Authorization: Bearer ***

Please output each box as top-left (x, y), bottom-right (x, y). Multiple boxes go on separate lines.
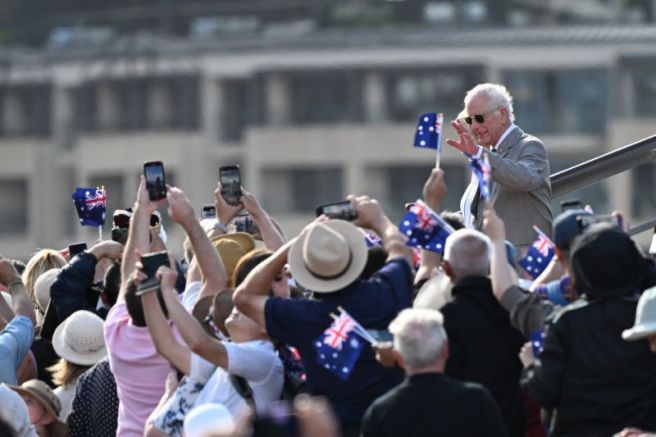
top-left (192, 289), bottom-right (235, 338)
top-left (34, 268), bottom-right (60, 314)
top-left (623, 286), bottom-right (656, 341)
top-left (211, 233), bottom-right (256, 280)
top-left (10, 379), bottom-right (69, 437)
top-left (288, 220), bottom-right (368, 293)
top-left (52, 310), bottom-right (107, 366)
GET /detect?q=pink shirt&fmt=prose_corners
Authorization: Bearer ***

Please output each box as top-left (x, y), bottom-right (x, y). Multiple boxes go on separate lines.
top-left (104, 301), bottom-right (181, 437)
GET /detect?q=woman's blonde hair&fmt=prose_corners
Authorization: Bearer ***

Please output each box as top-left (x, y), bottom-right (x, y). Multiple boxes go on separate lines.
top-left (47, 358), bottom-right (90, 388)
top-left (22, 249), bottom-right (66, 307)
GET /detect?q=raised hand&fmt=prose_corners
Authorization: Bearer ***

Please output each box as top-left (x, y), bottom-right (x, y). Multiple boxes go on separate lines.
top-left (446, 119), bottom-right (478, 155)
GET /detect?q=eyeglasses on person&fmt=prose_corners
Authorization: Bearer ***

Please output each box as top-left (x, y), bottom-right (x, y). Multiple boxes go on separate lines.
top-left (464, 106), bottom-right (504, 125)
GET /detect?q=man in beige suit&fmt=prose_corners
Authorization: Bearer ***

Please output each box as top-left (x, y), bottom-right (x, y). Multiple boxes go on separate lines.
top-left (447, 83), bottom-right (552, 250)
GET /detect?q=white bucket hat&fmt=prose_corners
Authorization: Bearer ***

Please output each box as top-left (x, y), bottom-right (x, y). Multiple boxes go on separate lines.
top-left (623, 286), bottom-right (656, 341)
top-left (34, 268), bottom-right (60, 314)
top-left (183, 403), bottom-right (235, 437)
top-left (52, 310), bottom-right (107, 366)
top-left (288, 220), bottom-right (368, 293)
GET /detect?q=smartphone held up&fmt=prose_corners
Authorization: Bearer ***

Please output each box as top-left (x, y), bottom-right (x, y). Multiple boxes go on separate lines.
top-left (136, 250), bottom-right (169, 295)
top-left (219, 165), bottom-right (242, 206)
top-left (144, 161), bottom-right (167, 201)
top-left (315, 200), bottom-right (358, 221)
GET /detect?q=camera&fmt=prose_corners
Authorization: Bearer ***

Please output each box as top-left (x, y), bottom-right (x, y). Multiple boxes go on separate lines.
top-left (315, 200), bottom-right (357, 221)
top-left (219, 165), bottom-right (242, 207)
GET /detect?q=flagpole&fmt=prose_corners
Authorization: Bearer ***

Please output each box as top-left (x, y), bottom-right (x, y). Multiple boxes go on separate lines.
top-left (98, 225), bottom-right (102, 240)
top-left (435, 113), bottom-right (443, 170)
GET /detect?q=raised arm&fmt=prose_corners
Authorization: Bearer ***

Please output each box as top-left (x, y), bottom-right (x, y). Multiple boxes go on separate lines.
top-left (234, 239), bottom-right (294, 328)
top-left (139, 265), bottom-right (190, 374)
top-left (121, 176), bottom-right (166, 297)
top-left (416, 168), bottom-right (448, 285)
top-left (350, 195), bottom-right (413, 267)
top-left (241, 190), bottom-right (286, 251)
top-left (482, 206), bottom-right (515, 301)
top-left (167, 187), bottom-right (227, 299)
top-left (0, 258), bottom-right (35, 324)
top-left (157, 265), bottom-right (229, 370)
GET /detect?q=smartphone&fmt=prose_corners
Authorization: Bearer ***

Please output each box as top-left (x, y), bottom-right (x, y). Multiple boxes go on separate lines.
top-left (367, 329), bottom-right (393, 345)
top-left (561, 200), bottom-right (584, 212)
top-left (577, 214), bottom-right (620, 230)
top-left (219, 165), bottom-right (242, 206)
top-left (233, 213), bottom-right (258, 235)
top-left (315, 200), bottom-right (357, 221)
top-left (136, 250), bottom-right (169, 295)
top-left (201, 204), bottom-right (216, 220)
top-left (143, 161), bottom-right (167, 201)
top-left (68, 242), bottom-right (87, 258)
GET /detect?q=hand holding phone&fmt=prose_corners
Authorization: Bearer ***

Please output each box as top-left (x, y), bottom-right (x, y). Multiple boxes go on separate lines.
top-left (136, 250), bottom-right (169, 295)
top-left (68, 242), bottom-right (87, 258)
top-left (219, 165), bottom-right (242, 207)
top-left (315, 200), bottom-right (358, 221)
top-left (144, 161), bottom-right (167, 201)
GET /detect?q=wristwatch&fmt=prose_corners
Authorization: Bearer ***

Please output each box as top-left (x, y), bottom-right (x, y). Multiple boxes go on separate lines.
top-left (213, 222), bottom-right (228, 233)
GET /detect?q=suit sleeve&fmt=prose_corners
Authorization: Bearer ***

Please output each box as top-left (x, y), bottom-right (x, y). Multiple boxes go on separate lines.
top-left (487, 138), bottom-right (549, 193)
top-left (50, 253), bottom-right (98, 322)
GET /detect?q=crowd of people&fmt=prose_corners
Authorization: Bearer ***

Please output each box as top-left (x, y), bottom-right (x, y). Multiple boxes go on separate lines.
top-left (1, 82), bottom-right (656, 437)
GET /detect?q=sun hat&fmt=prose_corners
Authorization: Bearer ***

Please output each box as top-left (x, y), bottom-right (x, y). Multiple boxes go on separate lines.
top-left (183, 403), bottom-right (235, 437)
top-left (211, 233), bottom-right (256, 280)
top-left (623, 286), bottom-right (656, 341)
top-left (10, 379), bottom-right (68, 437)
top-left (34, 268), bottom-right (60, 314)
top-left (288, 220), bottom-right (368, 293)
top-left (192, 289), bottom-right (235, 338)
top-left (52, 310), bottom-right (107, 366)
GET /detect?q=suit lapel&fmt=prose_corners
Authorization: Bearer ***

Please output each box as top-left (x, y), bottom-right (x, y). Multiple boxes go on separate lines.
top-left (498, 126), bottom-right (524, 158)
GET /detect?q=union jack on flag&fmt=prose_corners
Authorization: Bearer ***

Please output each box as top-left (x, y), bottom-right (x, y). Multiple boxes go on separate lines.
top-left (468, 153), bottom-right (492, 201)
top-left (314, 310), bottom-right (367, 381)
top-left (519, 226), bottom-right (555, 279)
top-left (72, 186), bottom-right (107, 227)
top-left (399, 199), bottom-right (454, 254)
top-left (413, 112), bottom-right (443, 151)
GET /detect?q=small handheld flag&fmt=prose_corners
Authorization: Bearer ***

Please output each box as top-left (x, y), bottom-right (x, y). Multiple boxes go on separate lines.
top-left (72, 187), bottom-right (107, 228)
top-left (399, 199), bottom-right (454, 254)
top-left (519, 226), bottom-right (555, 279)
top-left (413, 112), bottom-right (442, 150)
top-left (314, 308), bottom-right (373, 381)
top-left (468, 153), bottom-right (492, 201)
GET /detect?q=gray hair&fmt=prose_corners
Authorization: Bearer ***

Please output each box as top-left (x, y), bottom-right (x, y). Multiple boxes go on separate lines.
top-left (465, 83), bottom-right (515, 123)
top-left (444, 229), bottom-right (491, 278)
top-left (389, 308), bottom-right (447, 369)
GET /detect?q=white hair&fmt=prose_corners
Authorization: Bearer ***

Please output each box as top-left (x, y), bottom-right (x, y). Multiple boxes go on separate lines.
top-left (389, 308), bottom-right (447, 369)
top-left (444, 229), bottom-right (492, 278)
top-left (464, 83), bottom-right (515, 123)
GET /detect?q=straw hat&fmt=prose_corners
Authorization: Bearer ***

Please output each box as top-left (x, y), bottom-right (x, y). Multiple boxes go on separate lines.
top-left (10, 379), bottom-right (68, 437)
top-left (211, 233), bottom-right (255, 280)
top-left (52, 310), bottom-right (107, 366)
top-left (34, 268), bottom-right (60, 314)
top-left (192, 289), bottom-right (235, 338)
top-left (288, 220), bottom-right (367, 293)
top-left (623, 286), bottom-right (656, 341)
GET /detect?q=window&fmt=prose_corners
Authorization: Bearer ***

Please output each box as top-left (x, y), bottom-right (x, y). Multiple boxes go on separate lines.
top-left (2, 84), bottom-right (52, 137)
top-left (117, 78), bottom-right (149, 131)
top-left (385, 66), bottom-right (484, 122)
top-left (165, 75), bottom-right (200, 130)
top-left (0, 179), bottom-right (28, 234)
top-left (74, 83), bottom-right (98, 132)
top-left (631, 163), bottom-right (656, 218)
top-left (261, 167), bottom-right (344, 214)
top-left (631, 68), bottom-right (656, 117)
top-left (289, 71), bottom-right (363, 124)
top-left (504, 69), bottom-right (608, 134)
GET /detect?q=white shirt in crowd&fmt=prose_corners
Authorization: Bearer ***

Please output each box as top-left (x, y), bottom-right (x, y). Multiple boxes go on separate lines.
top-left (190, 340), bottom-right (284, 417)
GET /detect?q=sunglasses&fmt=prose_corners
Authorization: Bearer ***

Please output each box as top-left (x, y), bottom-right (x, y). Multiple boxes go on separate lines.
top-left (113, 209), bottom-right (161, 228)
top-left (463, 106), bottom-right (503, 125)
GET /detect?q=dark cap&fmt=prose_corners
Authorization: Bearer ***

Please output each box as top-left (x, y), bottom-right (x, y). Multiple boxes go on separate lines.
top-left (553, 209), bottom-right (592, 250)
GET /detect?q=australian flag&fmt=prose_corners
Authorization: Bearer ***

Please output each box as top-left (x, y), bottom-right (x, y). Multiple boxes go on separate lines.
top-left (72, 187), bottom-right (107, 227)
top-left (314, 312), bottom-right (366, 381)
top-left (519, 228), bottom-right (555, 279)
top-left (413, 112), bottom-right (443, 150)
top-left (468, 153), bottom-right (492, 201)
top-left (399, 199), bottom-right (454, 254)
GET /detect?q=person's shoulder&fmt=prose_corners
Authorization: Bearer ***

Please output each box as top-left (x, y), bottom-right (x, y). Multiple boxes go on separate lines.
top-left (551, 298), bottom-right (589, 324)
top-left (445, 376), bottom-right (495, 402)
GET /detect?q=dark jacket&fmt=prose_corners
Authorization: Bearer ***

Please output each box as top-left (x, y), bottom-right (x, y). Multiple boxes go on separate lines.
top-left (362, 373), bottom-right (507, 437)
top-left (526, 295), bottom-right (656, 436)
top-left (50, 253), bottom-right (102, 323)
top-left (441, 276), bottom-right (526, 437)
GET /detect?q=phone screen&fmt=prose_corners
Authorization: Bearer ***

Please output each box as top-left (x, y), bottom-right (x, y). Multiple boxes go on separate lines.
top-left (220, 166), bottom-right (242, 206)
top-left (144, 161), bottom-right (167, 201)
top-left (68, 242), bottom-right (87, 258)
top-left (136, 250), bottom-right (169, 295)
top-left (315, 201), bottom-right (357, 221)
top-left (201, 205), bottom-right (216, 219)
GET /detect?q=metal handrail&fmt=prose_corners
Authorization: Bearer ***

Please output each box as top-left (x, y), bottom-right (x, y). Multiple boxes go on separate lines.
top-left (550, 133), bottom-right (656, 236)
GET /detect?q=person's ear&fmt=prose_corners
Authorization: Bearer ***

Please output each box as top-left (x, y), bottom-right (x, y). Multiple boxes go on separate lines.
top-left (442, 260), bottom-right (454, 280)
top-left (392, 350), bottom-right (405, 369)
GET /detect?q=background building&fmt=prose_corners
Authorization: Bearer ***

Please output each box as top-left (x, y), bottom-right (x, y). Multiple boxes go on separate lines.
top-left (1, 1), bottom-right (655, 258)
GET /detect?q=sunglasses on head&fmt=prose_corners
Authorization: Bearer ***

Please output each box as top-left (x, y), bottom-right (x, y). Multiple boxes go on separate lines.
top-left (463, 106), bottom-right (503, 125)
